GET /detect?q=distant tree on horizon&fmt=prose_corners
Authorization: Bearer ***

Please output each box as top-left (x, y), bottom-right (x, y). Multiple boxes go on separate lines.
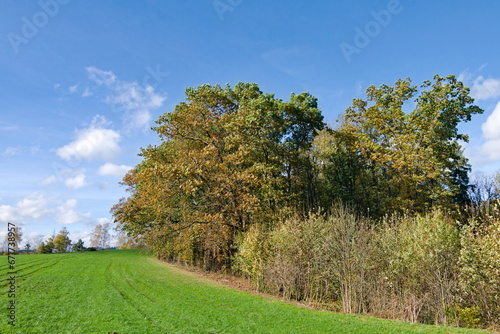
top-left (72, 239), bottom-right (85, 252)
top-left (90, 223), bottom-right (111, 250)
top-left (54, 227), bottom-right (72, 253)
top-left (37, 240), bottom-right (54, 254)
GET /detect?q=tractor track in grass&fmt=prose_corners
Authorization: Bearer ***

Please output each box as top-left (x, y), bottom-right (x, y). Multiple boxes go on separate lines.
top-left (0, 257), bottom-right (68, 288)
top-left (120, 266), bottom-right (157, 304)
top-left (16, 257), bottom-right (68, 278)
top-left (107, 257), bottom-right (167, 332)
top-left (1, 256), bottom-right (56, 276)
top-left (110, 256), bottom-right (220, 332)
top-left (115, 259), bottom-right (210, 330)
top-left (0, 250), bottom-right (490, 334)
top-left (9, 256), bottom-right (66, 273)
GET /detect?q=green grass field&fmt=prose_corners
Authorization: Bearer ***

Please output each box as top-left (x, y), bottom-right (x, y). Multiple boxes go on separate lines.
top-left (0, 249), bottom-right (492, 334)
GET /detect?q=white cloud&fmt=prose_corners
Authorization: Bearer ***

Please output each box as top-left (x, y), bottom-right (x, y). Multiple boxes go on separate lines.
top-left (68, 84), bottom-right (79, 94)
top-left (472, 76), bottom-right (500, 100)
top-left (56, 115), bottom-right (121, 162)
top-left (16, 193), bottom-right (52, 219)
top-left (478, 101), bottom-right (500, 162)
top-left (54, 168), bottom-right (89, 190)
top-left (0, 125), bottom-right (18, 131)
top-left (98, 162), bottom-right (133, 178)
top-left (55, 199), bottom-right (90, 225)
top-left (26, 232), bottom-right (44, 244)
top-left (108, 82), bottom-right (165, 111)
top-left (0, 205), bottom-right (19, 223)
top-left (0, 194), bottom-right (93, 227)
top-left (86, 66), bottom-right (166, 131)
top-left (86, 67), bottom-right (117, 86)
top-left (64, 173), bottom-right (87, 189)
top-left (0, 193), bottom-right (53, 223)
top-left (457, 71), bottom-right (470, 83)
top-left (479, 139), bottom-right (500, 162)
top-left (457, 67), bottom-right (500, 101)
top-left (458, 68), bottom-right (474, 83)
top-left (39, 169), bottom-right (89, 189)
top-left (482, 101), bottom-right (500, 140)
top-left (126, 109), bottom-right (152, 132)
top-left (26, 231), bottom-right (44, 240)
top-left (96, 217), bottom-right (112, 225)
top-left (2, 147), bottom-right (20, 156)
top-left (355, 81), bottom-right (364, 96)
top-left (39, 175), bottom-right (57, 186)
top-left (82, 87), bottom-right (92, 97)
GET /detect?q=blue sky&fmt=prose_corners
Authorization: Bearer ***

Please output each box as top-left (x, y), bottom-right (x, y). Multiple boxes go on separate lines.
top-left (1, 0), bottom-right (500, 248)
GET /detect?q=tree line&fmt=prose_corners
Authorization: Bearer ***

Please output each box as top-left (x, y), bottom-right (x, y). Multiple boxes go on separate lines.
top-left (2, 223), bottom-right (122, 254)
top-left (111, 75), bottom-right (500, 328)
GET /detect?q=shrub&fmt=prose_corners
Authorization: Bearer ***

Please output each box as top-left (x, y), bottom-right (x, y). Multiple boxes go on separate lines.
top-left (233, 224), bottom-right (269, 290)
top-left (235, 206), bottom-right (500, 329)
top-left (321, 206), bottom-right (372, 314)
top-left (459, 206), bottom-right (500, 327)
top-left (263, 214), bottom-right (317, 301)
top-left (239, 206), bottom-right (372, 310)
top-left (368, 212), bottom-right (460, 325)
top-left (457, 306), bottom-right (482, 328)
top-left (256, 212), bottom-right (342, 302)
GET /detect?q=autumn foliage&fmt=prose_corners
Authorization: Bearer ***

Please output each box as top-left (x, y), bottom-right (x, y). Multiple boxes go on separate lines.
top-left (112, 82), bottom-right (324, 269)
top-left (112, 76), bottom-right (500, 328)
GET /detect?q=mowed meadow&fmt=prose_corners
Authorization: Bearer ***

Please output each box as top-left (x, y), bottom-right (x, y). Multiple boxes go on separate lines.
top-left (0, 250), bottom-right (492, 334)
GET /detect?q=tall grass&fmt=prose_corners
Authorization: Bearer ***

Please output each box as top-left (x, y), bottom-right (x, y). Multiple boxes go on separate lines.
top-left (235, 203), bottom-right (500, 330)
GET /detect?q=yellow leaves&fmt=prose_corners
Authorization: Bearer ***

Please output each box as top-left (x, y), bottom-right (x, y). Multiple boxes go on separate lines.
top-left (114, 82), bottom-right (325, 267)
top-left (333, 76), bottom-right (484, 215)
top-left (458, 217), bottom-right (500, 322)
top-left (179, 179), bottom-right (200, 194)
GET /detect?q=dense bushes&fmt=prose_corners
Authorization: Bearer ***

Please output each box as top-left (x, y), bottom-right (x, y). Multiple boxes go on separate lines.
top-left (235, 206), bottom-right (500, 329)
top-left (370, 213), bottom-right (460, 325)
top-left (459, 204), bottom-right (500, 327)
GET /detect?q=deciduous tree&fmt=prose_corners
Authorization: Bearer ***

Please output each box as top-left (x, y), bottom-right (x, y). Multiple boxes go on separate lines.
top-left (317, 75), bottom-right (482, 217)
top-left (53, 227), bottom-right (72, 253)
top-left (90, 223), bottom-right (111, 249)
top-left (112, 83), bottom-right (324, 268)
top-left (72, 239), bottom-right (85, 252)
top-left (37, 238), bottom-right (54, 254)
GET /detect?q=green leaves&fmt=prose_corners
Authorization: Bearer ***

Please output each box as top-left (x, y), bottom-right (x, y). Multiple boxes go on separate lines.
top-left (53, 227), bottom-right (71, 253)
top-left (112, 82), bottom-right (324, 268)
top-left (113, 75), bottom-right (482, 272)
top-left (326, 75), bottom-right (483, 216)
